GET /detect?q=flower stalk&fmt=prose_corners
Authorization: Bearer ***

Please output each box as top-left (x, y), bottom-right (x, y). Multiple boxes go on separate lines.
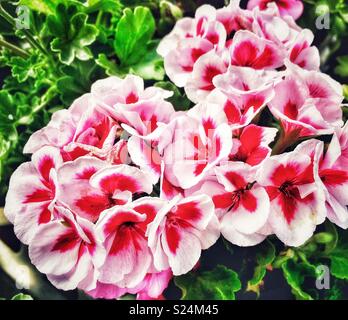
top-left (0, 239), bottom-right (66, 299)
top-left (0, 38), bottom-right (29, 58)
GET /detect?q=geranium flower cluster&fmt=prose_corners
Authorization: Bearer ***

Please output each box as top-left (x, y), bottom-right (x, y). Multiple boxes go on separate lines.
top-left (4, 0), bottom-right (348, 299)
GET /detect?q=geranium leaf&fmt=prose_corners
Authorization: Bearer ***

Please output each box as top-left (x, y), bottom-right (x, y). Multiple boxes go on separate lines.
top-left (86, 0), bottom-right (123, 13)
top-left (56, 60), bottom-right (101, 105)
top-left (175, 265), bottom-right (241, 300)
top-left (47, 4), bottom-right (98, 65)
top-left (328, 230), bottom-right (348, 280)
top-left (129, 40), bottom-right (165, 80)
top-left (6, 52), bottom-right (45, 83)
top-left (18, 0), bottom-right (57, 14)
top-left (11, 293), bottom-right (33, 300)
top-left (335, 56), bottom-right (348, 77)
top-left (281, 260), bottom-right (316, 300)
top-left (154, 81), bottom-right (192, 110)
top-left (95, 53), bottom-right (125, 76)
top-left (114, 6), bottom-right (155, 66)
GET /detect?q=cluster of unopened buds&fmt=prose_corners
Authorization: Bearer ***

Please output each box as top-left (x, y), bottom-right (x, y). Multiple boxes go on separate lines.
top-left (4, 0), bottom-right (348, 299)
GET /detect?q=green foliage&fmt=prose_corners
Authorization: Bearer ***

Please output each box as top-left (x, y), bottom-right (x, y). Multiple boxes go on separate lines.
top-left (175, 265), bottom-right (241, 300)
top-left (300, 0), bottom-right (348, 73)
top-left (271, 222), bottom-right (347, 300)
top-left (155, 81), bottom-right (192, 110)
top-left (86, 0), bottom-right (123, 14)
top-left (328, 230), bottom-right (348, 280)
top-left (129, 41), bottom-right (164, 80)
top-left (96, 53), bottom-right (124, 76)
top-left (56, 60), bottom-right (102, 105)
top-left (18, 0), bottom-right (57, 14)
top-left (47, 4), bottom-right (99, 64)
top-left (281, 260), bottom-right (316, 300)
top-left (11, 293), bottom-right (33, 300)
top-left (5, 52), bottom-right (46, 83)
top-left (0, 293), bottom-right (33, 300)
top-left (247, 240), bottom-right (276, 297)
top-left (335, 56), bottom-right (348, 78)
top-left (114, 6), bottom-right (155, 66)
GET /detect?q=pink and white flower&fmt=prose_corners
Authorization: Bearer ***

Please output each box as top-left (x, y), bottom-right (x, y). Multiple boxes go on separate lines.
top-left (132, 269), bottom-right (173, 300)
top-left (4, 0), bottom-right (348, 300)
top-left (229, 30), bottom-right (285, 70)
top-left (87, 269), bottom-right (172, 300)
top-left (252, 3), bottom-right (302, 47)
top-left (157, 5), bottom-right (225, 57)
top-left (4, 146), bottom-right (62, 244)
top-left (216, 0), bottom-right (254, 35)
top-left (157, 4), bottom-right (227, 88)
top-left (24, 94), bottom-right (120, 162)
top-left (257, 150), bottom-right (326, 246)
top-left (197, 163), bottom-right (270, 246)
top-left (147, 195), bottom-right (220, 275)
top-left (295, 135), bottom-right (348, 229)
top-left (95, 197), bottom-right (163, 288)
top-left (92, 75), bottom-right (175, 141)
top-left (269, 62), bottom-right (343, 153)
top-left (127, 136), bottom-right (162, 184)
top-left (248, 0), bottom-right (304, 20)
top-left (185, 50), bottom-right (228, 103)
top-left (229, 124), bottom-right (277, 166)
top-left (163, 38), bottom-right (214, 88)
top-left (29, 206), bottom-right (105, 291)
top-left (212, 66), bottom-right (278, 127)
top-left (91, 75), bottom-right (172, 109)
top-left (58, 161), bottom-right (153, 222)
top-left (163, 103), bottom-right (232, 189)
top-left (288, 29), bottom-right (320, 70)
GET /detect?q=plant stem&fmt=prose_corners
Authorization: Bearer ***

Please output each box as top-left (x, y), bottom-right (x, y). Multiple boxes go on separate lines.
top-left (0, 240), bottom-right (66, 299)
top-left (0, 207), bottom-right (8, 226)
top-left (95, 11), bottom-right (103, 26)
top-left (271, 127), bottom-right (302, 155)
top-left (0, 38), bottom-right (29, 58)
top-left (319, 33), bottom-right (340, 69)
top-left (0, 3), bottom-right (49, 56)
top-left (16, 87), bottom-right (57, 125)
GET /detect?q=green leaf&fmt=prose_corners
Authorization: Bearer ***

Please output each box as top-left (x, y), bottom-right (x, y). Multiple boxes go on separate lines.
top-left (341, 7), bottom-right (348, 24)
top-left (56, 60), bottom-right (99, 105)
top-left (18, 0), bottom-right (57, 14)
top-left (155, 81), bottom-right (192, 110)
top-left (47, 4), bottom-right (99, 65)
top-left (129, 41), bottom-right (165, 80)
top-left (330, 250), bottom-right (348, 279)
top-left (324, 279), bottom-right (343, 300)
top-left (175, 265), bottom-right (241, 300)
top-left (0, 134), bottom-right (10, 159)
top-left (0, 133), bottom-right (11, 183)
top-left (97, 43), bottom-right (165, 81)
top-left (343, 85), bottom-right (348, 100)
top-left (120, 0), bottom-right (157, 8)
top-left (247, 240), bottom-right (276, 297)
top-left (11, 293), bottom-right (33, 300)
top-left (0, 90), bottom-right (17, 133)
top-left (6, 52), bottom-right (45, 83)
top-left (281, 260), bottom-right (315, 300)
top-left (335, 56), bottom-right (348, 78)
top-left (328, 230), bottom-right (348, 279)
top-left (86, 0), bottom-right (123, 13)
top-left (95, 53), bottom-right (125, 76)
top-left (115, 6), bottom-right (155, 66)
